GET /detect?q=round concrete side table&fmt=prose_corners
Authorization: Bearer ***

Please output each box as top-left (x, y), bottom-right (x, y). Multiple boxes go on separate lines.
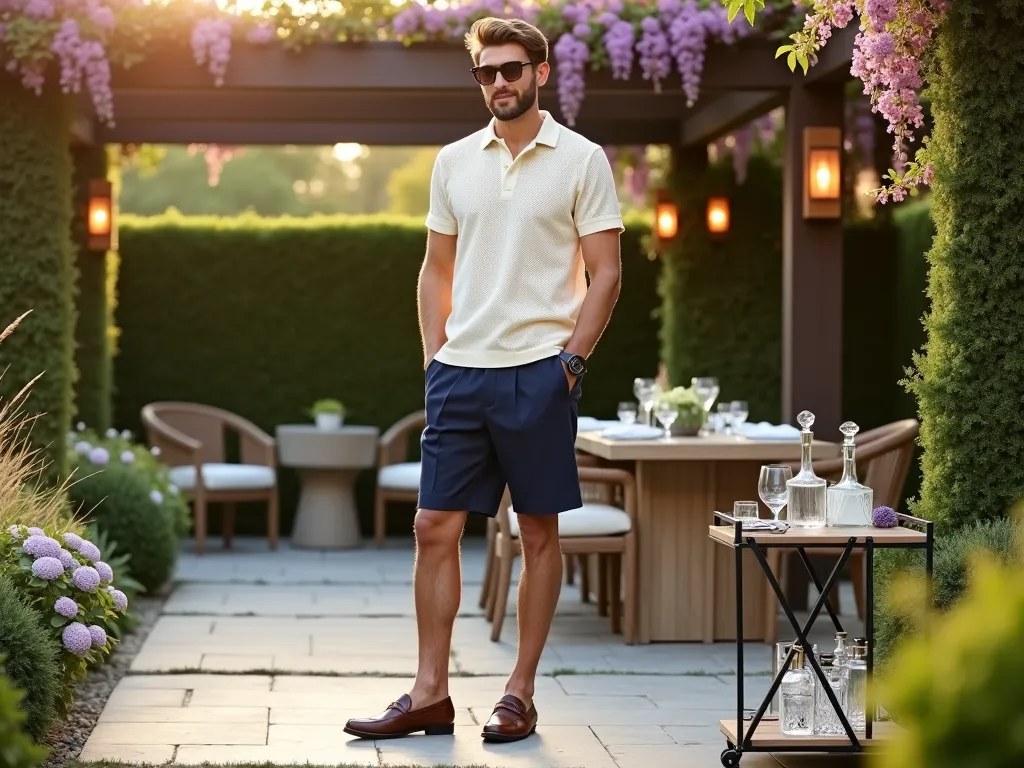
top-left (276, 424), bottom-right (380, 549)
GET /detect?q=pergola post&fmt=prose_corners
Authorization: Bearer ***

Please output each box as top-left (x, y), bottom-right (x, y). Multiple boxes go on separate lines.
top-left (782, 83), bottom-right (845, 435)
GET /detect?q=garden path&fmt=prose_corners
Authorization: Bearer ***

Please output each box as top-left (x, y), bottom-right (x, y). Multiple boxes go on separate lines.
top-left (79, 536), bottom-right (863, 768)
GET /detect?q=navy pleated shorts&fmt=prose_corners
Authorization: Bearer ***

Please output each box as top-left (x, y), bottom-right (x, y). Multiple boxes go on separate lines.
top-left (418, 354), bottom-right (583, 518)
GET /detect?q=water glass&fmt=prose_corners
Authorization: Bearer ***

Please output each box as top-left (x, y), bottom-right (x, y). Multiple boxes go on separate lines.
top-left (717, 402), bottom-right (733, 435)
top-left (692, 377), bottom-right (720, 435)
top-left (617, 402), bottom-right (637, 424)
top-left (633, 377), bottom-right (658, 425)
top-left (730, 400), bottom-right (749, 433)
top-left (758, 464), bottom-right (793, 521)
top-left (733, 501), bottom-right (759, 520)
top-left (654, 402), bottom-right (677, 438)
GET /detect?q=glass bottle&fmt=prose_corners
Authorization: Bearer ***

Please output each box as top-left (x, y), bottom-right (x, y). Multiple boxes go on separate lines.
top-left (825, 421), bottom-right (874, 526)
top-left (786, 410), bottom-right (826, 527)
top-left (847, 639), bottom-right (869, 731)
top-left (832, 631), bottom-right (850, 684)
top-left (780, 646), bottom-right (814, 736)
top-left (813, 653), bottom-right (849, 736)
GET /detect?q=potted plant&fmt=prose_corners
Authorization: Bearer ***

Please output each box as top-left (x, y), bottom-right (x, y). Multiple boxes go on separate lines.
top-left (309, 399), bottom-right (345, 430)
top-left (654, 385), bottom-right (705, 436)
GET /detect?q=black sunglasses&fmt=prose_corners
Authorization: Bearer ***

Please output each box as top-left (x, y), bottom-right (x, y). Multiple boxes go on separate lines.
top-left (470, 61), bottom-right (534, 86)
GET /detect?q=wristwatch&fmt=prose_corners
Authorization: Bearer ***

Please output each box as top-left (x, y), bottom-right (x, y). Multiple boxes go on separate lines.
top-left (558, 350), bottom-right (588, 377)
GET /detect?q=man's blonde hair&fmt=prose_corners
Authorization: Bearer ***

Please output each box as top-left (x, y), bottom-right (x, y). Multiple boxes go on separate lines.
top-left (465, 17), bottom-right (549, 66)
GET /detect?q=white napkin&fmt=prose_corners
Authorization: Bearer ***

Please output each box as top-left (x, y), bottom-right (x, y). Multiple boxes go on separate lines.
top-left (600, 424), bottom-right (665, 440)
top-left (739, 421), bottom-right (801, 440)
top-left (577, 416), bottom-right (622, 432)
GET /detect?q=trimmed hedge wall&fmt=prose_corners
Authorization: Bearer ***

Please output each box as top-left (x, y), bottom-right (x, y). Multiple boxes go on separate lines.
top-left (72, 145), bottom-right (113, 433)
top-left (112, 212), bottom-right (661, 536)
top-left (905, 2), bottom-right (1024, 530)
top-left (0, 77), bottom-right (76, 482)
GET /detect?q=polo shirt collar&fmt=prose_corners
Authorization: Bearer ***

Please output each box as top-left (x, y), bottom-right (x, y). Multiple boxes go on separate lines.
top-left (479, 110), bottom-right (561, 150)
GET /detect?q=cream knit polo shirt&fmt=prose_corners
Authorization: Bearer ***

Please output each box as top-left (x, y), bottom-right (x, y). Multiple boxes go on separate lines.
top-left (425, 111), bottom-right (624, 369)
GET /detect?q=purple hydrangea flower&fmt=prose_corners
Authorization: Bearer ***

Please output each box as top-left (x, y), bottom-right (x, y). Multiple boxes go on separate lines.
top-left (77, 540), bottom-right (101, 563)
top-left (88, 446), bottom-right (110, 465)
top-left (76, 421), bottom-right (86, 431)
top-left (63, 532), bottom-right (83, 550)
top-left (26, 527), bottom-right (45, 536)
top-left (151, 446), bottom-right (162, 457)
top-left (73, 440), bottom-right (92, 455)
top-left (872, 505), bottom-right (898, 528)
top-left (120, 450), bottom-right (135, 465)
top-left (94, 561), bottom-right (114, 583)
top-left (72, 565), bottom-right (101, 591)
top-left (88, 624), bottom-right (107, 648)
top-left (22, 535), bottom-right (62, 559)
top-left (121, 429), bottom-right (132, 440)
top-left (150, 489), bottom-right (164, 505)
top-left (110, 589), bottom-right (128, 612)
top-left (105, 428), bottom-right (118, 439)
top-left (54, 596), bottom-right (79, 618)
top-left (32, 556), bottom-right (64, 580)
top-left (62, 622), bottom-right (92, 656)
top-left (57, 548), bottom-right (77, 569)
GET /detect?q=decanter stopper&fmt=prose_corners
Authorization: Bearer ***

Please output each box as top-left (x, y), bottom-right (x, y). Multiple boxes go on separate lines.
top-left (797, 410), bottom-right (815, 432)
top-left (839, 421), bottom-right (860, 445)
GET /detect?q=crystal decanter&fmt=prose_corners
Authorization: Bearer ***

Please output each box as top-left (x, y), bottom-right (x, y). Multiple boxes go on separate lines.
top-left (780, 646), bottom-right (814, 736)
top-left (786, 410), bottom-right (826, 527)
top-left (826, 421), bottom-right (873, 527)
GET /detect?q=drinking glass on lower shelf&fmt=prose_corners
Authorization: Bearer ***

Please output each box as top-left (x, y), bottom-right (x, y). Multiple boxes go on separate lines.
top-left (654, 403), bottom-right (677, 438)
top-left (733, 501), bottom-right (759, 520)
top-left (617, 402), bottom-right (637, 424)
top-left (758, 464), bottom-right (793, 521)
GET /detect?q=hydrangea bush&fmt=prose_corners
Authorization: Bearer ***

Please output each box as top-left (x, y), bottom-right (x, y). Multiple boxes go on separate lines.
top-left (68, 423), bottom-right (190, 538)
top-left (0, 523), bottom-right (128, 714)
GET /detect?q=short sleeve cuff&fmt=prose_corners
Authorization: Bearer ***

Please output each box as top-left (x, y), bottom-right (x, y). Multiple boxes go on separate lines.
top-left (425, 214), bottom-right (457, 236)
top-left (577, 215), bottom-right (624, 238)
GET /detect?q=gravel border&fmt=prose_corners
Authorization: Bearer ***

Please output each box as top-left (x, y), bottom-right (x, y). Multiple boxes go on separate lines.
top-left (40, 591), bottom-right (167, 768)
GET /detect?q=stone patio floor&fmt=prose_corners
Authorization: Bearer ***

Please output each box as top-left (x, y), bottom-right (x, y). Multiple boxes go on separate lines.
top-left (80, 536), bottom-right (866, 768)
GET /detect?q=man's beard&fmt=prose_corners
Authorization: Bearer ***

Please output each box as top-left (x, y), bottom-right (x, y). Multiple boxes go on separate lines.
top-left (487, 81), bottom-right (538, 121)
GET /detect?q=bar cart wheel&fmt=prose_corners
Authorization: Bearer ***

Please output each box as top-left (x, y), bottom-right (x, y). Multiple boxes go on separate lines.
top-left (720, 748), bottom-right (741, 767)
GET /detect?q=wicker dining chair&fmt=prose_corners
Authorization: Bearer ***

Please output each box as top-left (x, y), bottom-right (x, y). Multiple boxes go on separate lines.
top-left (373, 410), bottom-right (426, 548)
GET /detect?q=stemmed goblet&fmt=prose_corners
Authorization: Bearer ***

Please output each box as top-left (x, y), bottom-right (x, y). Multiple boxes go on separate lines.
top-left (758, 464), bottom-right (793, 521)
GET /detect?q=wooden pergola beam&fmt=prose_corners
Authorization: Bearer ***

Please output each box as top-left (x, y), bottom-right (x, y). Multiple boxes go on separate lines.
top-left (95, 118), bottom-right (684, 146)
top-left (679, 91), bottom-right (783, 146)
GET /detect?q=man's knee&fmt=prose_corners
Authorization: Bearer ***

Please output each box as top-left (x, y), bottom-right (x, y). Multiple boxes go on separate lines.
top-left (516, 514), bottom-right (561, 555)
top-left (414, 509), bottom-right (466, 549)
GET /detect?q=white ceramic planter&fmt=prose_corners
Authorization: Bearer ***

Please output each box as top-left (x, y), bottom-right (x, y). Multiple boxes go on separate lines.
top-left (315, 412), bottom-right (343, 431)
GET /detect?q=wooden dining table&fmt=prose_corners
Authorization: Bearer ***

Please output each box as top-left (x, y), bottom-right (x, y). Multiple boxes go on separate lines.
top-left (574, 431), bottom-right (841, 644)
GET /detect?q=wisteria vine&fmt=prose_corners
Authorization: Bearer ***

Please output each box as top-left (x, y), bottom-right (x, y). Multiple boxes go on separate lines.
top-left (0, 0), bottom-right (946, 201)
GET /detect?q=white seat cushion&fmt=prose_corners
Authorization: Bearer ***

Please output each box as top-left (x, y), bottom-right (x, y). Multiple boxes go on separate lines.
top-left (508, 503), bottom-right (631, 538)
top-left (378, 462), bottom-right (421, 491)
top-left (168, 463), bottom-right (276, 492)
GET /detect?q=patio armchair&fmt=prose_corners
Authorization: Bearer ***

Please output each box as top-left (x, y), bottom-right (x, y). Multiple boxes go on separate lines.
top-left (485, 466), bottom-right (638, 645)
top-left (763, 418), bottom-right (920, 644)
top-left (140, 402), bottom-right (279, 555)
top-left (373, 410), bottom-right (426, 548)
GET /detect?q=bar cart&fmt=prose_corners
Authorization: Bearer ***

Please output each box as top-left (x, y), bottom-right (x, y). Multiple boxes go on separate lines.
top-left (708, 511), bottom-right (934, 767)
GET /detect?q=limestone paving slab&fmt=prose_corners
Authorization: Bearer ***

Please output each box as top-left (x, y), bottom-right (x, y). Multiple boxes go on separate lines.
top-left (77, 744), bottom-right (176, 764)
top-left (87, 721), bottom-right (268, 746)
top-left (173, 744), bottom-right (380, 766)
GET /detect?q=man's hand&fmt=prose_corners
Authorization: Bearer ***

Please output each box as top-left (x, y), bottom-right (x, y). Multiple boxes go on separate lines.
top-left (560, 359), bottom-right (577, 391)
top-left (419, 230), bottom-right (456, 370)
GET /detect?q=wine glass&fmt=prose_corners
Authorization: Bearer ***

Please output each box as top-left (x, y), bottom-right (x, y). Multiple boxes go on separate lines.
top-left (617, 401), bottom-right (637, 424)
top-left (633, 377), bottom-right (658, 425)
top-left (758, 464), bottom-right (793, 521)
top-left (730, 400), bottom-right (749, 435)
top-left (691, 377), bottom-right (720, 435)
top-left (654, 402), bottom-right (677, 438)
top-left (717, 402), bottom-right (732, 435)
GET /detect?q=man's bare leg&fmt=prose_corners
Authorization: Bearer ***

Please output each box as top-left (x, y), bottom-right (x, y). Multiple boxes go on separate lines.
top-left (407, 508), bottom-right (467, 708)
top-left (503, 514), bottom-right (562, 705)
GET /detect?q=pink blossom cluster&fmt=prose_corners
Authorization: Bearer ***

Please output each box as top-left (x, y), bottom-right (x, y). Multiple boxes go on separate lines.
top-left (191, 16), bottom-right (233, 87)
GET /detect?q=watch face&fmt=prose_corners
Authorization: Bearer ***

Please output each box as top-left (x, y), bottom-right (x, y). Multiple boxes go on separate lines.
top-left (568, 356), bottom-right (586, 375)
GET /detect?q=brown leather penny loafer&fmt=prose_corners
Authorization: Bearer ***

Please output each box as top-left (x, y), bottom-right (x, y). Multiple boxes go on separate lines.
top-left (481, 694), bottom-right (538, 743)
top-left (343, 694), bottom-right (455, 739)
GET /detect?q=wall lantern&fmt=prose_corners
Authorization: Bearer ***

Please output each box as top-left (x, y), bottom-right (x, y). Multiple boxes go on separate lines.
top-left (706, 197), bottom-right (730, 235)
top-left (803, 127), bottom-right (841, 219)
top-left (654, 189), bottom-right (679, 242)
top-left (87, 179), bottom-right (116, 251)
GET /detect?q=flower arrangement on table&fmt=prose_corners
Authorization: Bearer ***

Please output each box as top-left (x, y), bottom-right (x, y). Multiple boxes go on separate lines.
top-left (653, 384), bottom-right (705, 435)
top-left (0, 524), bottom-right (129, 715)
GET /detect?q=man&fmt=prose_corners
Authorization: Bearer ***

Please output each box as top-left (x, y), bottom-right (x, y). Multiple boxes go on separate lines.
top-left (344, 16), bottom-right (623, 744)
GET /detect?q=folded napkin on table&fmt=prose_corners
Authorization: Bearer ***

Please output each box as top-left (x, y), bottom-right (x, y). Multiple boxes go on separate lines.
top-left (599, 424), bottom-right (665, 440)
top-left (738, 421), bottom-right (801, 440)
top-left (577, 417), bottom-right (624, 432)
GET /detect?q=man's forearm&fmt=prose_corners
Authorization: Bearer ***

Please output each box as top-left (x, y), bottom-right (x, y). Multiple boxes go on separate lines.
top-left (564, 269), bottom-right (621, 360)
top-left (417, 262), bottom-right (453, 367)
